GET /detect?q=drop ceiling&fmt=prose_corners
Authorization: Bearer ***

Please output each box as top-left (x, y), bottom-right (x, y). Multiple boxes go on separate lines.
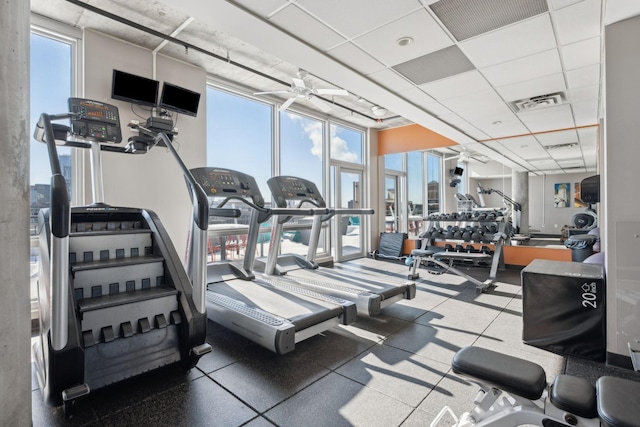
top-left (30, 0), bottom-right (640, 176)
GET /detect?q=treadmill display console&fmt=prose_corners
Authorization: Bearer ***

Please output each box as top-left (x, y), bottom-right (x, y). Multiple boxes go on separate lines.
top-left (268, 176), bottom-right (326, 208)
top-left (190, 167), bottom-right (264, 207)
top-left (68, 98), bottom-right (122, 144)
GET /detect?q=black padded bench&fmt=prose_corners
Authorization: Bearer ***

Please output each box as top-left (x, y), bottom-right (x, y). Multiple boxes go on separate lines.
top-left (452, 346), bottom-right (640, 426)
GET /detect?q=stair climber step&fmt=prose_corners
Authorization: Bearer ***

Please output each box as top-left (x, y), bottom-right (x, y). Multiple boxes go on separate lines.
top-left (71, 255), bottom-right (165, 301)
top-left (69, 229), bottom-right (153, 265)
top-left (77, 286), bottom-right (179, 347)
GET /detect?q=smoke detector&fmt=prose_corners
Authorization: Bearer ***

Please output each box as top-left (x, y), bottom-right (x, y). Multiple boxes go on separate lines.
top-left (511, 92), bottom-right (565, 113)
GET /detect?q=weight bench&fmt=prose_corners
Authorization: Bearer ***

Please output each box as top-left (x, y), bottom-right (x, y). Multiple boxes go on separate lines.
top-left (431, 346), bottom-right (640, 427)
top-left (408, 248), bottom-right (493, 292)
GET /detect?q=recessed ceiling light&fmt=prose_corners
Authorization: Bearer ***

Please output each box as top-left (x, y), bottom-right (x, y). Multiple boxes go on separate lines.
top-left (492, 120), bottom-right (502, 125)
top-left (397, 37), bottom-right (413, 47)
top-left (371, 106), bottom-right (388, 116)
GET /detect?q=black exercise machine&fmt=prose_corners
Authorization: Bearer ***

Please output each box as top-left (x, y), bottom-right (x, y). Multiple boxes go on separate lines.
top-left (32, 98), bottom-right (216, 415)
top-left (432, 346), bottom-right (640, 427)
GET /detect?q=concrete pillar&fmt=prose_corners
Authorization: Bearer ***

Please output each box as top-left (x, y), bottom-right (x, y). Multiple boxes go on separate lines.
top-left (0, 0), bottom-right (31, 425)
top-left (512, 170), bottom-right (529, 235)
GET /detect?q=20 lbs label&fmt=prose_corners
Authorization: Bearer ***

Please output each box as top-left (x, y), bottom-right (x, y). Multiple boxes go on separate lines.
top-left (581, 282), bottom-right (597, 309)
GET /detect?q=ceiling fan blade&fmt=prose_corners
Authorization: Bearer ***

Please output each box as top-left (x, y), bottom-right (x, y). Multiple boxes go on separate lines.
top-left (292, 78), bottom-right (306, 88)
top-left (253, 90), bottom-right (292, 95)
top-left (314, 88), bottom-right (349, 96)
top-left (308, 96), bottom-right (332, 112)
top-left (278, 97), bottom-right (297, 112)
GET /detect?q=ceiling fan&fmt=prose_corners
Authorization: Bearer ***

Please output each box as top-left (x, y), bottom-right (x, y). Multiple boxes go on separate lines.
top-left (445, 147), bottom-right (489, 164)
top-left (253, 69), bottom-right (349, 112)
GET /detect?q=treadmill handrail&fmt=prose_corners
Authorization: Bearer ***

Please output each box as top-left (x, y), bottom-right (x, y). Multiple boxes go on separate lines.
top-left (318, 207), bottom-right (374, 222)
top-left (270, 207), bottom-right (329, 217)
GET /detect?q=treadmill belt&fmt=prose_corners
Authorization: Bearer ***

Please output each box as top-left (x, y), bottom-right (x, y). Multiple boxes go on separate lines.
top-left (208, 279), bottom-right (342, 330)
top-left (289, 268), bottom-right (406, 300)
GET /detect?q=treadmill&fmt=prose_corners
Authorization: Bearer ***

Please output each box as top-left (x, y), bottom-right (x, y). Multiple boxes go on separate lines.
top-left (188, 167), bottom-right (356, 355)
top-left (256, 175), bottom-right (416, 317)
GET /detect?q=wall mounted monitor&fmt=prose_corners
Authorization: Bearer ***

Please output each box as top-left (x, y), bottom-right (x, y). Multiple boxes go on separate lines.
top-left (159, 82), bottom-right (201, 117)
top-left (450, 166), bottom-right (464, 176)
top-left (580, 175), bottom-right (600, 204)
top-left (111, 69), bottom-right (159, 108)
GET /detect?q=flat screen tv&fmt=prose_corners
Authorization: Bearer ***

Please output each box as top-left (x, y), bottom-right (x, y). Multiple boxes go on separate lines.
top-left (580, 175), bottom-right (600, 204)
top-left (111, 69), bottom-right (159, 108)
top-left (159, 82), bottom-right (201, 117)
top-left (450, 166), bottom-right (464, 176)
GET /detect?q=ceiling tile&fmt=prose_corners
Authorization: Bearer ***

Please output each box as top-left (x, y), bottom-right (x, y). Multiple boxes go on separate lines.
top-left (495, 73), bottom-right (566, 102)
top-left (469, 114), bottom-right (531, 138)
top-left (464, 129), bottom-right (491, 140)
top-left (397, 87), bottom-right (437, 107)
top-left (327, 42), bottom-right (387, 74)
top-left (270, 5), bottom-right (345, 51)
top-left (548, 146), bottom-right (582, 160)
top-left (604, 0), bottom-right (640, 25)
top-left (429, 0), bottom-right (548, 41)
top-left (547, 0), bottom-right (583, 10)
top-left (553, 0), bottom-right (602, 45)
top-left (481, 49), bottom-right (562, 87)
top-left (423, 101), bottom-right (454, 116)
top-left (535, 129), bottom-right (578, 146)
top-left (557, 158), bottom-right (584, 167)
top-left (566, 63), bottom-right (600, 89)
top-left (561, 36), bottom-right (601, 71)
top-left (572, 100), bottom-right (599, 126)
top-left (439, 88), bottom-right (506, 116)
top-left (393, 45), bottom-right (475, 85)
top-left (296, 0), bottom-right (422, 38)
top-left (353, 9), bottom-right (453, 67)
top-left (518, 104), bottom-right (575, 132)
top-left (437, 113), bottom-right (477, 131)
top-left (419, 70), bottom-right (492, 101)
top-left (460, 14), bottom-right (557, 69)
top-left (568, 84), bottom-right (599, 103)
top-left (577, 126), bottom-right (599, 147)
top-left (500, 135), bottom-right (550, 159)
top-left (366, 68), bottom-right (415, 92)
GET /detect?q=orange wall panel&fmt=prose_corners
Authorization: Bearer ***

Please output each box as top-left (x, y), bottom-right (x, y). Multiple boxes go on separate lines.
top-left (378, 124), bottom-right (459, 155)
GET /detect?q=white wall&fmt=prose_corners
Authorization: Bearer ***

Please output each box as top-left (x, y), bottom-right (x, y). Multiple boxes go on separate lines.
top-left (470, 171), bottom-right (596, 235)
top-left (83, 30), bottom-right (206, 259)
top-left (604, 14), bottom-right (640, 364)
top-left (528, 172), bottom-right (597, 235)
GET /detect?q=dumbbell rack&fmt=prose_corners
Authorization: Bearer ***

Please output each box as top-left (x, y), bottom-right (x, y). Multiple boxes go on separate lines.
top-left (420, 211), bottom-right (510, 281)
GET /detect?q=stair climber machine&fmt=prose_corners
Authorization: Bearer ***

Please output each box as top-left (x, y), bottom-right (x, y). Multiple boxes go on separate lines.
top-left (255, 175), bottom-right (416, 317)
top-left (188, 167), bottom-right (356, 355)
top-left (32, 98), bottom-right (226, 415)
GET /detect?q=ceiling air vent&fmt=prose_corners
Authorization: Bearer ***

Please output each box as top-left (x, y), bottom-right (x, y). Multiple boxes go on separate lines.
top-left (511, 92), bottom-right (565, 113)
top-left (544, 142), bottom-right (578, 150)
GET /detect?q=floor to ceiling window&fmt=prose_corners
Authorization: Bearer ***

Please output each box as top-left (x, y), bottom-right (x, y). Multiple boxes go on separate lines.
top-left (280, 111), bottom-right (326, 257)
top-left (30, 22), bottom-right (78, 319)
top-left (382, 151), bottom-right (443, 234)
top-left (206, 84), bottom-right (371, 261)
top-left (330, 123), bottom-right (365, 261)
top-left (427, 153), bottom-right (442, 215)
top-left (206, 86), bottom-right (273, 260)
top-left (407, 151), bottom-right (424, 236)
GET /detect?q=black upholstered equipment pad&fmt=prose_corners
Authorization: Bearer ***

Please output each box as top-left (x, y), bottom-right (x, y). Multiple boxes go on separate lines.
top-left (597, 376), bottom-right (640, 427)
top-left (550, 375), bottom-right (597, 419)
top-left (451, 346), bottom-right (547, 401)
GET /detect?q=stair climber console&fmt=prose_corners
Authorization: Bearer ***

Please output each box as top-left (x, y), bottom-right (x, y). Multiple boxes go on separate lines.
top-left (32, 98), bottom-right (220, 415)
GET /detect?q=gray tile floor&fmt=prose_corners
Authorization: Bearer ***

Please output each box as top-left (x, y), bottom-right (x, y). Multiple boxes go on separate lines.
top-left (32, 258), bottom-right (588, 426)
